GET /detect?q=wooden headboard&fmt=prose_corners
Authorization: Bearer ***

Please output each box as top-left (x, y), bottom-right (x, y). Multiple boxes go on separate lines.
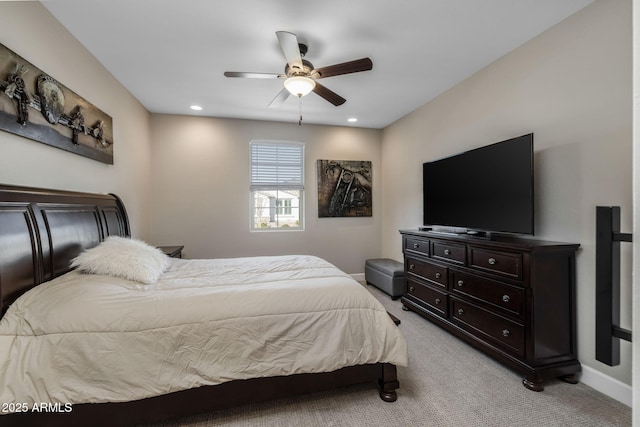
top-left (0, 184), bottom-right (130, 316)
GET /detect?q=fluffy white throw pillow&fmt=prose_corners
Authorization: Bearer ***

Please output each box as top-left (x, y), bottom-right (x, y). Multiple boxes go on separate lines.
top-left (71, 236), bottom-right (170, 284)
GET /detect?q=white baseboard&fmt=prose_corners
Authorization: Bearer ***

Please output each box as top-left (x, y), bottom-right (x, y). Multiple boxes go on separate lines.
top-left (577, 365), bottom-right (632, 407)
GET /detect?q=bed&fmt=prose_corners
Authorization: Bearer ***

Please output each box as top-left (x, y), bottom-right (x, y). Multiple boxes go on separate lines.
top-left (0, 184), bottom-right (407, 427)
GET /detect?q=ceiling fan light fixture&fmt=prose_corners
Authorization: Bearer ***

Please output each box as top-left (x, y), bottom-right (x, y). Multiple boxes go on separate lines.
top-left (284, 76), bottom-right (316, 97)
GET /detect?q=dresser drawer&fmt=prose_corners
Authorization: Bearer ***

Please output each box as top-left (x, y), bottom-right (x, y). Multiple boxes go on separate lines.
top-left (451, 298), bottom-right (525, 357)
top-left (406, 279), bottom-right (448, 317)
top-left (451, 270), bottom-right (524, 319)
top-left (404, 236), bottom-right (429, 256)
top-left (431, 241), bottom-right (466, 265)
top-left (469, 247), bottom-right (522, 279)
top-left (406, 257), bottom-right (448, 288)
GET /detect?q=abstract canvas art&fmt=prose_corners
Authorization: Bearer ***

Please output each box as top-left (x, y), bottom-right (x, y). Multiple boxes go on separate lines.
top-left (317, 159), bottom-right (372, 217)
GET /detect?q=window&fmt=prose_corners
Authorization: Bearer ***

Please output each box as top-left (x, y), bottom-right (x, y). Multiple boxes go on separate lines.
top-left (276, 199), bottom-right (292, 215)
top-left (250, 140), bottom-right (304, 230)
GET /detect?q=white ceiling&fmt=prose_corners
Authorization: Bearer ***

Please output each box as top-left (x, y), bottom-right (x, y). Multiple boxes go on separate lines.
top-left (42, 0), bottom-right (593, 129)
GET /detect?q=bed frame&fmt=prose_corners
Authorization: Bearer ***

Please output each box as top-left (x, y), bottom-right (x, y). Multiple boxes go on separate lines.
top-left (0, 184), bottom-right (399, 427)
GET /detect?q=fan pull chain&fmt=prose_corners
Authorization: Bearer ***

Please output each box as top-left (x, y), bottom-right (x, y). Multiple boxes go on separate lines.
top-left (298, 94), bottom-right (303, 126)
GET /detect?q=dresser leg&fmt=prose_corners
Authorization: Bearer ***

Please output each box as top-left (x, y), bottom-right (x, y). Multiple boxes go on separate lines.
top-left (560, 373), bottom-right (579, 384)
top-left (522, 376), bottom-right (544, 392)
top-left (380, 389), bottom-right (398, 402)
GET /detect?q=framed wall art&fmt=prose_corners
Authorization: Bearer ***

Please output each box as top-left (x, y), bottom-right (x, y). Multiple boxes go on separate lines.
top-left (317, 159), bottom-right (372, 217)
top-left (0, 42), bottom-right (113, 164)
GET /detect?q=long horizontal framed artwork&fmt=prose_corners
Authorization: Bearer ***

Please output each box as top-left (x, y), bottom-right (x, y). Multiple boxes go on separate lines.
top-left (0, 43), bottom-right (113, 164)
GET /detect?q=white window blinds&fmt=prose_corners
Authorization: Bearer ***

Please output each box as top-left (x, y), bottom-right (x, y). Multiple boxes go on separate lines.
top-left (250, 141), bottom-right (304, 190)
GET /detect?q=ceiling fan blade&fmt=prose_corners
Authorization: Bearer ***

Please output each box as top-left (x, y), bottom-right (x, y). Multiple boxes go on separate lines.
top-left (276, 31), bottom-right (303, 72)
top-left (312, 58), bottom-right (373, 79)
top-left (312, 82), bottom-right (346, 106)
top-left (268, 88), bottom-right (291, 108)
top-left (224, 71), bottom-right (285, 79)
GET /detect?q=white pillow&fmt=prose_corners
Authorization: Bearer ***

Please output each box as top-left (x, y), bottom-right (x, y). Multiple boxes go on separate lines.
top-left (71, 236), bottom-right (170, 284)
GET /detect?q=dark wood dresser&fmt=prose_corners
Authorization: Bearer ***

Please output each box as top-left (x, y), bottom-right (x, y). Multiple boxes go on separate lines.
top-left (399, 229), bottom-right (580, 391)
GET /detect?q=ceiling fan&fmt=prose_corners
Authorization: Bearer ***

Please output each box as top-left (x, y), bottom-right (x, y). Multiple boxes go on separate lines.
top-left (224, 31), bottom-right (373, 108)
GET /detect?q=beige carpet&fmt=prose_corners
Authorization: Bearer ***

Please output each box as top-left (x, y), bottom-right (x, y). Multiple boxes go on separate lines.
top-left (139, 284), bottom-right (631, 427)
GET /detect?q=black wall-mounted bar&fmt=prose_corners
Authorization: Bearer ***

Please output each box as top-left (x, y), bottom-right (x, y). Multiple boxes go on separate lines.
top-left (595, 206), bottom-right (632, 366)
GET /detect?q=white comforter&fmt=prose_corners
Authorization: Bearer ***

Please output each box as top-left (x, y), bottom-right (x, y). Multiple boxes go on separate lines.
top-left (0, 255), bottom-right (407, 410)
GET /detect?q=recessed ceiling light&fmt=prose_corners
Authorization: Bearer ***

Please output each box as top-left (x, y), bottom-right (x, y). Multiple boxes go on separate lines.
top-left (347, 117), bottom-right (358, 123)
top-left (190, 105), bottom-right (203, 111)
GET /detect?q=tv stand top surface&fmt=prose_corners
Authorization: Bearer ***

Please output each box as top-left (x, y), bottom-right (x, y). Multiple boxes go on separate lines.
top-left (403, 228), bottom-right (579, 251)
top-left (420, 228), bottom-right (491, 240)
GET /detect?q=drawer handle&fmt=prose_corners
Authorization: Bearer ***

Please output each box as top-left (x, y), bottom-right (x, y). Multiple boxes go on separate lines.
top-left (435, 298), bottom-right (441, 305)
top-left (409, 264), bottom-right (415, 270)
top-left (413, 243), bottom-right (420, 249)
top-left (409, 286), bottom-right (415, 292)
top-left (435, 272), bottom-right (441, 279)
top-left (502, 329), bottom-right (510, 337)
top-left (488, 257), bottom-right (497, 265)
top-left (457, 309), bottom-right (464, 316)
top-left (457, 280), bottom-right (464, 287)
top-left (502, 294), bottom-right (510, 303)
top-left (444, 249), bottom-right (451, 255)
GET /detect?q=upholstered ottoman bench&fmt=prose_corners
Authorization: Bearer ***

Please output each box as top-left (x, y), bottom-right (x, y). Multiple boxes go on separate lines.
top-left (365, 258), bottom-right (405, 299)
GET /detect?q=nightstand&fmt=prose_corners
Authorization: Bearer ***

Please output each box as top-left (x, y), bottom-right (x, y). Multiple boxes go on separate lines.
top-left (158, 245), bottom-right (184, 258)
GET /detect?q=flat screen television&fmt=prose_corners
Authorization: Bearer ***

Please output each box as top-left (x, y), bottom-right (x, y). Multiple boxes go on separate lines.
top-left (423, 133), bottom-right (534, 236)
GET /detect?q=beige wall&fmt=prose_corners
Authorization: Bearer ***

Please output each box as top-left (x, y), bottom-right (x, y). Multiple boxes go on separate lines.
top-left (382, 0), bottom-right (632, 390)
top-left (0, 2), bottom-right (152, 239)
top-left (149, 115), bottom-right (382, 274)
